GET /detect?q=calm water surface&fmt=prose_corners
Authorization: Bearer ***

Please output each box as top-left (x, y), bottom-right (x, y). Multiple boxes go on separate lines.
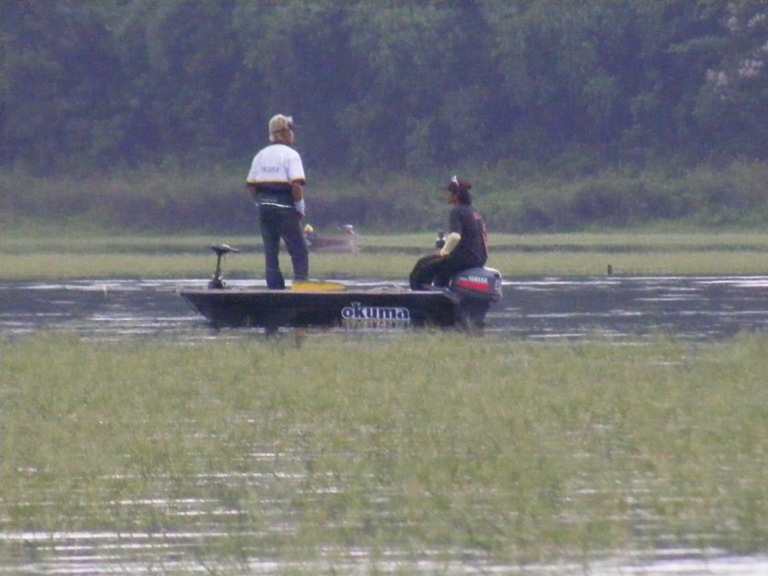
top-left (2, 275), bottom-right (768, 341)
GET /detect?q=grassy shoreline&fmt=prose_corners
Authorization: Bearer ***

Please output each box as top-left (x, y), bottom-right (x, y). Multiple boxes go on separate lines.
top-left (3, 231), bottom-right (768, 280)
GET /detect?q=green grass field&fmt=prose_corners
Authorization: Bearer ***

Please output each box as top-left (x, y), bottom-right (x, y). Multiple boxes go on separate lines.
top-left (1, 332), bottom-right (767, 572)
top-left (3, 231), bottom-right (768, 280)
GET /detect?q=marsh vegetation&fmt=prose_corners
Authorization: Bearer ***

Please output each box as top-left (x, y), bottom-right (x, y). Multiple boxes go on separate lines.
top-left (1, 333), bottom-right (767, 573)
top-left (4, 231), bottom-right (768, 281)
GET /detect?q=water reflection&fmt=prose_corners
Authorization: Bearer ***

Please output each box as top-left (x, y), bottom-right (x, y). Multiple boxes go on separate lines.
top-left (2, 276), bottom-right (768, 341)
top-left (3, 523), bottom-right (768, 575)
top-left (500, 276), bottom-right (768, 341)
top-left (0, 279), bottom-right (201, 339)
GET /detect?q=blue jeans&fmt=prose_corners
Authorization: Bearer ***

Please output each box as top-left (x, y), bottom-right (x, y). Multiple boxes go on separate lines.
top-left (259, 205), bottom-right (309, 289)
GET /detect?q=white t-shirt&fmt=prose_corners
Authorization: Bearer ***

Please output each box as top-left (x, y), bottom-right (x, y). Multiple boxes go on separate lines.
top-left (247, 144), bottom-right (306, 187)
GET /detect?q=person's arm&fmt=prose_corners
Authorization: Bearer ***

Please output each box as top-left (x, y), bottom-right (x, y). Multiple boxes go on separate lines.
top-left (437, 209), bottom-right (462, 256)
top-left (291, 180), bottom-right (304, 202)
top-left (287, 149), bottom-right (306, 216)
top-left (247, 182), bottom-right (259, 202)
top-left (291, 180), bottom-right (305, 216)
top-left (439, 232), bottom-right (461, 256)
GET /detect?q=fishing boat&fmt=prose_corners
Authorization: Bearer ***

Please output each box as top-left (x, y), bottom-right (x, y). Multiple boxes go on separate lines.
top-left (303, 223), bottom-right (358, 253)
top-left (180, 244), bottom-right (503, 331)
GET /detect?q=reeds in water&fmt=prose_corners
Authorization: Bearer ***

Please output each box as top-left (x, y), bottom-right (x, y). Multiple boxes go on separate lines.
top-left (2, 332), bottom-right (768, 571)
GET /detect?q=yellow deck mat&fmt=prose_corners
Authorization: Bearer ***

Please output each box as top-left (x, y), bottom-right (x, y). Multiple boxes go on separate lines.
top-left (291, 280), bottom-right (347, 292)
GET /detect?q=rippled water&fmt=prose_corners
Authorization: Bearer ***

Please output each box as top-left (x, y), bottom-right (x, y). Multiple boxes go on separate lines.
top-left (2, 528), bottom-right (766, 576)
top-left (502, 275), bottom-right (768, 341)
top-left (3, 275), bottom-right (768, 341)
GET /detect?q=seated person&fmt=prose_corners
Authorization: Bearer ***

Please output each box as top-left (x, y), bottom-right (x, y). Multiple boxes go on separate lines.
top-left (409, 176), bottom-right (488, 290)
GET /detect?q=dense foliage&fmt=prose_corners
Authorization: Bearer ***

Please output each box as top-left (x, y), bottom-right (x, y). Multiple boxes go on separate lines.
top-left (4, 0), bottom-right (768, 174)
top-left (4, 1), bottom-right (768, 232)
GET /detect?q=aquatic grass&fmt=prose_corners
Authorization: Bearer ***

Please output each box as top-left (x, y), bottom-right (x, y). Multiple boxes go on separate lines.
top-left (2, 332), bottom-right (768, 571)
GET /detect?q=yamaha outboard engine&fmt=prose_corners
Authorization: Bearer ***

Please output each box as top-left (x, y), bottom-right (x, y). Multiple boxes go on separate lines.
top-left (449, 267), bottom-right (503, 328)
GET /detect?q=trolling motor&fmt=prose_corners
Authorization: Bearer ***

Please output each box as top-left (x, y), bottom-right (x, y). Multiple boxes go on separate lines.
top-left (208, 244), bottom-right (239, 289)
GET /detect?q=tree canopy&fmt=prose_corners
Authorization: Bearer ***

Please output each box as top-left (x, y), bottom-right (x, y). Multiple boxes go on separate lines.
top-left (4, 0), bottom-right (768, 175)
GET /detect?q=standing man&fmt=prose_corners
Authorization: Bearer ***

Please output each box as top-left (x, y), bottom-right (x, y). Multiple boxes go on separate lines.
top-left (409, 176), bottom-right (488, 290)
top-left (247, 114), bottom-right (309, 289)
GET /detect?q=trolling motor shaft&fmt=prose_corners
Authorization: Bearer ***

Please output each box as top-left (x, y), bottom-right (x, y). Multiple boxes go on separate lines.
top-left (208, 244), bottom-right (239, 289)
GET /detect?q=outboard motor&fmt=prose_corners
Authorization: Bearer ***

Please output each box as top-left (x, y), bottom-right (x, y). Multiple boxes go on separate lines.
top-left (449, 266), bottom-right (503, 328)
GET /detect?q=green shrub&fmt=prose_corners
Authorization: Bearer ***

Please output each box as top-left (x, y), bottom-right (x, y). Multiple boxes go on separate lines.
top-left (4, 160), bottom-right (768, 233)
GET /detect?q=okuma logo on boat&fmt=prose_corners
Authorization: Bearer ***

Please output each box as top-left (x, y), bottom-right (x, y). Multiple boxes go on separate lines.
top-left (341, 301), bottom-right (411, 321)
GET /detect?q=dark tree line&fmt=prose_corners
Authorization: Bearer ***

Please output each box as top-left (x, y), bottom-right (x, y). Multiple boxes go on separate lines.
top-left (4, 0), bottom-right (768, 176)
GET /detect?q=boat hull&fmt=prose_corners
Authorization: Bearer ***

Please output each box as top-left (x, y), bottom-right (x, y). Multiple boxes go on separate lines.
top-left (180, 288), bottom-right (461, 329)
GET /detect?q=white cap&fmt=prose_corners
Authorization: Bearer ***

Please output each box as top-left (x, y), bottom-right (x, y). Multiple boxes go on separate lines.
top-left (268, 114), bottom-right (294, 142)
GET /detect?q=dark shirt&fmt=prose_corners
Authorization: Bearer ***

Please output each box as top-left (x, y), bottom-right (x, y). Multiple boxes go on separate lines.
top-left (448, 204), bottom-right (488, 267)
